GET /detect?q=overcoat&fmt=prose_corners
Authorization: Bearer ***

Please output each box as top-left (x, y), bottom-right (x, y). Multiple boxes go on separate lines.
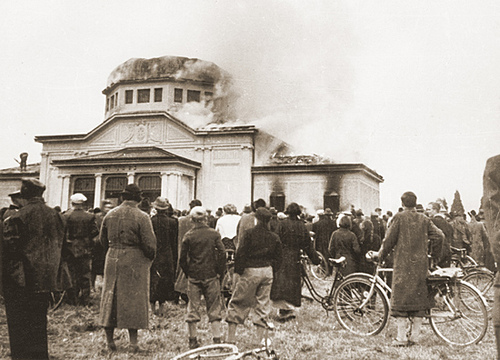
top-left (270, 216), bottom-right (319, 307)
top-left (379, 209), bottom-right (443, 313)
top-left (328, 227), bottom-right (361, 276)
top-left (150, 213), bottom-right (178, 302)
top-left (174, 215), bottom-right (194, 294)
top-left (99, 201), bottom-right (156, 329)
top-left (312, 217), bottom-right (337, 264)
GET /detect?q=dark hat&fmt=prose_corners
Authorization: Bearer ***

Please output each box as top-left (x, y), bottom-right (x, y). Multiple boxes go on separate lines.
top-left (255, 207), bottom-right (272, 222)
top-left (122, 184), bottom-right (142, 195)
top-left (324, 208), bottom-right (334, 216)
top-left (8, 190), bottom-right (22, 197)
top-left (21, 177), bottom-right (46, 198)
top-left (355, 209), bottom-right (364, 217)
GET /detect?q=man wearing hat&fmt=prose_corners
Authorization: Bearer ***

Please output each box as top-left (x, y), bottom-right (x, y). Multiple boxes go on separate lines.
top-left (99, 184), bottom-right (156, 352)
top-left (1, 190), bottom-right (26, 221)
top-left (2, 178), bottom-right (65, 359)
top-left (179, 206), bottom-right (226, 349)
top-left (63, 193), bottom-right (98, 305)
top-left (150, 196), bottom-right (178, 315)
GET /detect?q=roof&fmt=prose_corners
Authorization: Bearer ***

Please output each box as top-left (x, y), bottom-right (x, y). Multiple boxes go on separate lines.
top-left (51, 146), bottom-right (201, 169)
top-left (0, 163), bottom-right (40, 178)
top-left (104, 56), bottom-right (230, 94)
top-left (252, 163), bottom-right (384, 183)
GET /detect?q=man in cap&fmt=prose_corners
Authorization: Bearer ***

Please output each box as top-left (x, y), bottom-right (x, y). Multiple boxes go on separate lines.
top-left (226, 207), bottom-right (282, 345)
top-left (99, 184), bottom-right (156, 352)
top-left (63, 193), bottom-right (98, 306)
top-left (179, 206), bottom-right (226, 349)
top-left (2, 178), bottom-right (65, 359)
top-left (174, 199), bottom-right (203, 303)
top-left (426, 202), bottom-right (453, 267)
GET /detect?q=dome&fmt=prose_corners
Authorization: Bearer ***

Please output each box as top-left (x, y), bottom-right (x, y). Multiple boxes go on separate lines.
top-left (105, 56), bottom-right (228, 89)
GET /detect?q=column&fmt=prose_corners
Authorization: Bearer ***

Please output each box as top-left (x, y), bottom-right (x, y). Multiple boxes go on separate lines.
top-left (161, 171), bottom-right (169, 198)
top-left (127, 172), bottom-right (135, 184)
top-left (94, 173), bottom-right (102, 207)
top-left (166, 171), bottom-right (182, 209)
top-left (60, 174), bottom-right (71, 211)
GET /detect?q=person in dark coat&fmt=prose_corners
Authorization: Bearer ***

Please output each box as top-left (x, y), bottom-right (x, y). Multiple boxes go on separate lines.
top-left (150, 196), bottom-right (178, 315)
top-left (99, 184), bottom-right (156, 352)
top-left (63, 193), bottom-right (98, 306)
top-left (270, 202), bottom-right (320, 321)
top-left (483, 154), bottom-right (500, 358)
top-left (372, 192), bottom-right (443, 346)
top-left (226, 208), bottom-right (282, 345)
top-left (312, 208), bottom-right (337, 275)
top-left (328, 214), bottom-right (360, 276)
top-left (2, 178), bottom-right (65, 360)
top-left (426, 202), bottom-right (453, 267)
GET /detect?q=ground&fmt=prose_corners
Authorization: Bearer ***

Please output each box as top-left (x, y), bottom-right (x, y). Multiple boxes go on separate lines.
top-left (0, 284), bottom-right (496, 360)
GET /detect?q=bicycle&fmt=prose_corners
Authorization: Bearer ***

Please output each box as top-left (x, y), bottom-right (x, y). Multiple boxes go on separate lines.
top-left (171, 323), bottom-right (279, 359)
top-left (221, 249), bottom-right (235, 307)
top-left (299, 251), bottom-right (347, 312)
top-left (332, 255), bottom-right (489, 346)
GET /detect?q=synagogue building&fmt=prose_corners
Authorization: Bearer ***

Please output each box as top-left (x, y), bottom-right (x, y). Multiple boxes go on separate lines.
top-left (0, 56), bottom-right (383, 213)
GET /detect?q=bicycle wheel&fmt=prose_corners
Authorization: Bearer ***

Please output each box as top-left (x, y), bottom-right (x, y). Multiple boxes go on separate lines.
top-left (171, 344), bottom-right (239, 360)
top-left (463, 270), bottom-right (494, 312)
top-left (333, 276), bottom-right (390, 336)
top-left (429, 280), bottom-right (488, 346)
top-left (309, 252), bottom-right (329, 280)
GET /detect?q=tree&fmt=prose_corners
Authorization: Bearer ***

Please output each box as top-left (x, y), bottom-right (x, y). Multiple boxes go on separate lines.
top-left (450, 190), bottom-right (465, 216)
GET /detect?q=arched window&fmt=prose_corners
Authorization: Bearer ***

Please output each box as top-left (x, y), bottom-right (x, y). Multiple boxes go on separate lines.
top-left (138, 175), bottom-right (161, 203)
top-left (73, 177), bottom-right (95, 209)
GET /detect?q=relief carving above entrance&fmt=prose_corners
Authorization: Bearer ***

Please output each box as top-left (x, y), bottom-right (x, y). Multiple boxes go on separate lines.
top-left (120, 121), bottom-right (163, 145)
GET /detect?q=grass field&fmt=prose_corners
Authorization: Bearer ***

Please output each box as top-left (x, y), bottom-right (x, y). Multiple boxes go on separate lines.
top-left (0, 284), bottom-right (496, 360)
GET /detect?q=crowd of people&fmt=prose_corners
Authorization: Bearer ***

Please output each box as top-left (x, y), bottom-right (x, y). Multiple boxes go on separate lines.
top-left (0, 177), bottom-right (498, 358)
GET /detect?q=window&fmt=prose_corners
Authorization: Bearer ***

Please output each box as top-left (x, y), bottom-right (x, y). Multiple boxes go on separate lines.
top-left (106, 98), bottom-right (109, 111)
top-left (324, 192), bottom-right (340, 215)
top-left (105, 176), bottom-right (127, 201)
top-left (174, 88), bottom-right (183, 103)
top-left (138, 89), bottom-right (150, 103)
top-left (110, 95), bottom-right (115, 109)
top-left (115, 92), bottom-right (118, 107)
top-left (204, 91), bottom-right (213, 101)
top-left (154, 88), bottom-right (163, 102)
top-left (138, 175), bottom-right (161, 203)
top-left (187, 90), bottom-right (201, 103)
top-left (125, 90), bottom-right (133, 104)
top-left (270, 193), bottom-right (285, 212)
top-left (73, 177), bottom-right (95, 209)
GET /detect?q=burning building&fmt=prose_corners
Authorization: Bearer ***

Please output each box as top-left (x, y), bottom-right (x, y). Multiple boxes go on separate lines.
top-left (0, 56), bottom-right (383, 213)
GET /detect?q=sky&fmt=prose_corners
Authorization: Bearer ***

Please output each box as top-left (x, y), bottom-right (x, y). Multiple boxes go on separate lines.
top-left (0, 0), bottom-right (499, 213)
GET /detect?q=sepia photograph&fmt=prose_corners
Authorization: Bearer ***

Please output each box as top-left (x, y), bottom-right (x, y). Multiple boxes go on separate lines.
top-left (0, 1), bottom-right (499, 359)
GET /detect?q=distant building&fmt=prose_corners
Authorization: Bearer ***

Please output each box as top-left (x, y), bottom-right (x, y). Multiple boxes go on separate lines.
top-left (0, 56), bottom-right (383, 213)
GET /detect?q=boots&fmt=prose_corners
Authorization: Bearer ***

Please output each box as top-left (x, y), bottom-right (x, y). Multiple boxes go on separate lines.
top-left (407, 317), bottom-right (422, 345)
top-left (392, 317), bottom-right (409, 346)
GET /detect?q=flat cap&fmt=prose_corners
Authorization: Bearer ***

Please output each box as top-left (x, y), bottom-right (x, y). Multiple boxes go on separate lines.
top-left (70, 193), bottom-right (87, 204)
top-left (8, 190), bottom-right (22, 197)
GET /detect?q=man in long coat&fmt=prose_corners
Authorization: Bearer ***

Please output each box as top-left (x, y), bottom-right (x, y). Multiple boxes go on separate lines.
top-left (312, 208), bottom-right (337, 275)
top-left (374, 192), bottom-right (443, 346)
top-left (2, 178), bottom-right (64, 360)
top-left (427, 202), bottom-right (453, 267)
top-left (482, 154), bottom-right (500, 358)
top-left (99, 184), bottom-right (156, 352)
